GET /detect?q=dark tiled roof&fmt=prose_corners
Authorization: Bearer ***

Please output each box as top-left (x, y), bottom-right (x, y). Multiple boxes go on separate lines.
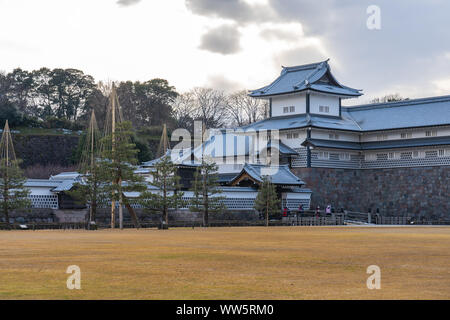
top-left (231, 163), bottom-right (305, 186)
top-left (241, 95), bottom-right (450, 132)
top-left (302, 136), bottom-right (450, 151)
top-left (266, 140), bottom-right (299, 155)
top-left (249, 60), bottom-right (362, 98)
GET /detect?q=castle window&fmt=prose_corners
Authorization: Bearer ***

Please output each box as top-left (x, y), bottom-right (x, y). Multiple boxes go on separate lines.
top-left (412, 150), bottom-right (424, 159)
top-left (283, 106), bottom-right (289, 113)
top-left (425, 130), bottom-right (437, 137)
top-left (319, 105), bottom-right (330, 113)
top-left (289, 106), bottom-right (295, 112)
top-left (339, 153), bottom-right (351, 161)
top-left (400, 132), bottom-right (412, 139)
top-left (377, 134), bottom-right (388, 141)
top-left (438, 149), bottom-right (445, 157)
top-left (328, 133), bottom-right (339, 140)
top-left (388, 152), bottom-right (398, 160)
top-left (286, 133), bottom-right (292, 139)
top-left (317, 151), bottom-right (329, 160)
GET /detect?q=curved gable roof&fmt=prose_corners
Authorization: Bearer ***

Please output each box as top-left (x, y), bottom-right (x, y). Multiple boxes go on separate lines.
top-left (249, 60), bottom-right (362, 98)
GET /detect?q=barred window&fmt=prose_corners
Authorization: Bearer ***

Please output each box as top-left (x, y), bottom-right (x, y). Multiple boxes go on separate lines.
top-left (328, 133), bottom-right (339, 140)
top-left (317, 151), bottom-right (330, 160)
top-left (412, 150), bottom-right (424, 159)
top-left (364, 153), bottom-right (376, 161)
top-left (400, 132), bottom-right (412, 139)
top-left (319, 106), bottom-right (330, 113)
top-left (425, 130), bottom-right (437, 137)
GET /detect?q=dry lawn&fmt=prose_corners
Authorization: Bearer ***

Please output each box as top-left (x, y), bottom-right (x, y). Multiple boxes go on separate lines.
top-left (0, 226), bottom-right (449, 299)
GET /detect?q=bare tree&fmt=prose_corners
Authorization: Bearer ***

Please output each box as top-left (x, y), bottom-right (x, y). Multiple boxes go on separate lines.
top-left (227, 90), bottom-right (267, 126)
top-left (370, 93), bottom-right (408, 104)
top-left (189, 87), bottom-right (229, 128)
top-left (171, 92), bottom-right (196, 131)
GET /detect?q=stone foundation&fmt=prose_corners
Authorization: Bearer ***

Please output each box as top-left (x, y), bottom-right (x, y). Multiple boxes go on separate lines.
top-left (293, 166), bottom-right (450, 217)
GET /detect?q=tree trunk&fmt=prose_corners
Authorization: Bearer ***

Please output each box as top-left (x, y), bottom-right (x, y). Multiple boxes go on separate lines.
top-left (122, 194), bottom-right (140, 229)
top-left (119, 190), bottom-right (123, 230)
top-left (111, 200), bottom-right (115, 229)
top-left (3, 203), bottom-right (10, 230)
top-left (3, 184), bottom-right (10, 230)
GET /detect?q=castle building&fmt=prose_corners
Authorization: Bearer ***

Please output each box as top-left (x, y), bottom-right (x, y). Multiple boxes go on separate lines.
top-left (20, 60), bottom-right (450, 218)
top-left (167, 59), bottom-right (449, 216)
top-left (242, 60), bottom-right (450, 216)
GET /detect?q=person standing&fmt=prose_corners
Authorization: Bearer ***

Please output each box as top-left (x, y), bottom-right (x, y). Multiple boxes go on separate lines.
top-left (298, 204), bottom-right (304, 226)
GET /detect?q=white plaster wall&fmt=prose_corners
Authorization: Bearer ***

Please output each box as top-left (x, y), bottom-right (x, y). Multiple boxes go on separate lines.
top-left (29, 186), bottom-right (55, 196)
top-left (361, 126), bottom-right (450, 142)
top-left (311, 129), bottom-right (360, 142)
top-left (310, 93), bottom-right (340, 116)
top-left (280, 130), bottom-right (307, 148)
top-left (271, 94), bottom-right (306, 117)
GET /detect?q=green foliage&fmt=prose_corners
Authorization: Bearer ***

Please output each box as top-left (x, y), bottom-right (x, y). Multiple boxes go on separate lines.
top-left (254, 176), bottom-right (280, 226)
top-left (132, 136), bottom-right (152, 163)
top-left (97, 121), bottom-right (147, 202)
top-left (0, 159), bottom-right (31, 228)
top-left (41, 117), bottom-right (84, 130)
top-left (0, 99), bottom-right (22, 127)
top-left (68, 163), bottom-right (108, 223)
top-left (117, 79), bottom-right (178, 128)
top-left (190, 160), bottom-right (225, 227)
top-left (139, 156), bottom-right (184, 223)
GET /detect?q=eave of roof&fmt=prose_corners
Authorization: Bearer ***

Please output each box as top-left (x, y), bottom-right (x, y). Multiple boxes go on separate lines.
top-left (302, 136), bottom-right (450, 151)
top-left (266, 140), bottom-right (299, 155)
top-left (230, 163), bottom-right (305, 186)
top-left (249, 60), bottom-right (362, 98)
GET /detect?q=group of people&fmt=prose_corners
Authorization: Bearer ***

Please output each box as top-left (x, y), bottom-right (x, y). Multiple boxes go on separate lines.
top-left (282, 204), bottom-right (334, 218)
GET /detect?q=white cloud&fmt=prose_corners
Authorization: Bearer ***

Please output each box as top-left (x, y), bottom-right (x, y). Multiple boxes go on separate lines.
top-left (0, 0), bottom-right (449, 101)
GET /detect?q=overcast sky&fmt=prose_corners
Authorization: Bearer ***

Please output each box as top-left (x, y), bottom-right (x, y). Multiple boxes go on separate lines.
top-left (1, 0), bottom-right (449, 104)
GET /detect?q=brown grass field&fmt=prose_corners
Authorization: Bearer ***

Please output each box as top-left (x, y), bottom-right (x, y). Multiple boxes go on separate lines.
top-left (0, 226), bottom-right (449, 300)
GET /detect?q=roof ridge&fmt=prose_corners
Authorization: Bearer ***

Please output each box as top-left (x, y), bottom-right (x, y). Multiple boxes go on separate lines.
top-left (282, 60), bottom-right (328, 73)
top-left (293, 61), bottom-right (327, 89)
top-left (344, 94), bottom-right (450, 111)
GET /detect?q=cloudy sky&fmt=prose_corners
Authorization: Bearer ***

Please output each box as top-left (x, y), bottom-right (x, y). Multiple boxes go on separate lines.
top-left (1, 0), bottom-right (449, 104)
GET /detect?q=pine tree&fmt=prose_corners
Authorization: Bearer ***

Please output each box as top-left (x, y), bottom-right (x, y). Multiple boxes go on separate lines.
top-left (254, 176), bottom-right (280, 227)
top-left (140, 156), bottom-right (184, 225)
top-left (98, 121), bottom-right (147, 229)
top-left (67, 110), bottom-right (105, 226)
top-left (190, 160), bottom-right (225, 227)
top-left (0, 121), bottom-right (31, 229)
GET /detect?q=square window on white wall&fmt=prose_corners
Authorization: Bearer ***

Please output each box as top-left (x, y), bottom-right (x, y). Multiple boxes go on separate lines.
top-left (283, 107), bottom-right (289, 113)
top-left (319, 106), bottom-right (330, 113)
top-left (289, 106), bottom-right (295, 112)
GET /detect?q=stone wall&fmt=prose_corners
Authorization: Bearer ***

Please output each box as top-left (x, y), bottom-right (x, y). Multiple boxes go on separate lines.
top-left (94, 208), bottom-right (259, 225)
top-left (293, 166), bottom-right (450, 218)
